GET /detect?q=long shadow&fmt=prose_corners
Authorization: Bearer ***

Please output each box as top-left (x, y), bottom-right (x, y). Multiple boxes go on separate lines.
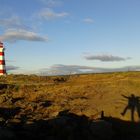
top-left (121, 94), bottom-right (140, 121)
top-left (0, 109), bottom-right (140, 140)
top-left (102, 116), bottom-right (140, 140)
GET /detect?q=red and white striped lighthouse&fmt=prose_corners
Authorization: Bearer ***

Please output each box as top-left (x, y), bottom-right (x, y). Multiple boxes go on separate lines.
top-left (0, 42), bottom-right (6, 75)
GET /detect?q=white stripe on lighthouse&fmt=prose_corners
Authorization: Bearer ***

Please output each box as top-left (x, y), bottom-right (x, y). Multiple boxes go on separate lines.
top-left (0, 65), bottom-right (6, 69)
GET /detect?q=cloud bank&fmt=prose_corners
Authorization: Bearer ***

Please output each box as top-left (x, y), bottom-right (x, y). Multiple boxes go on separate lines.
top-left (84, 54), bottom-right (131, 62)
top-left (6, 65), bottom-right (19, 71)
top-left (0, 29), bottom-right (48, 43)
top-left (39, 64), bottom-right (140, 76)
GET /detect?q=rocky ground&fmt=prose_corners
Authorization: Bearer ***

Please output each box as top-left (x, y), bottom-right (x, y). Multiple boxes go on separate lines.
top-left (0, 72), bottom-right (140, 139)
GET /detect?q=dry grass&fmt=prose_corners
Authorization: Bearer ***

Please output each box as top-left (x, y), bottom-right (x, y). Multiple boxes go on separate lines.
top-left (0, 71), bottom-right (140, 121)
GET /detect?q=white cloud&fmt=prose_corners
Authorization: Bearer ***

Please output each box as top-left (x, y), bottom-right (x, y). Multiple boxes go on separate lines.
top-left (0, 16), bottom-right (29, 29)
top-left (84, 54), bottom-right (131, 62)
top-left (83, 18), bottom-right (94, 24)
top-left (0, 29), bottom-right (48, 43)
top-left (39, 64), bottom-right (94, 75)
top-left (38, 8), bottom-right (68, 20)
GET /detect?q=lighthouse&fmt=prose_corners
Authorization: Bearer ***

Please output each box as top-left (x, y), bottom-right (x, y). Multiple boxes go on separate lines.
top-left (0, 42), bottom-right (6, 75)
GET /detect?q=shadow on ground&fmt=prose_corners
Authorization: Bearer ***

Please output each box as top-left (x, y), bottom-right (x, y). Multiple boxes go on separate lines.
top-left (121, 94), bottom-right (140, 122)
top-left (0, 108), bottom-right (140, 140)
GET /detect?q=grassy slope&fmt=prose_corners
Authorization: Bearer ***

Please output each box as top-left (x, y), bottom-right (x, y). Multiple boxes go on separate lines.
top-left (0, 72), bottom-right (140, 122)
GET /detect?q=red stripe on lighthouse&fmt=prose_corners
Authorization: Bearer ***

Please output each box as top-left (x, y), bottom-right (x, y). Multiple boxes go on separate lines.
top-left (0, 60), bottom-right (5, 64)
top-left (0, 70), bottom-right (6, 73)
top-left (0, 52), bottom-right (4, 55)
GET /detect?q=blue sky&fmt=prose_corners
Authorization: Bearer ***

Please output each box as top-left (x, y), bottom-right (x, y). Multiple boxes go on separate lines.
top-left (0, 0), bottom-right (140, 75)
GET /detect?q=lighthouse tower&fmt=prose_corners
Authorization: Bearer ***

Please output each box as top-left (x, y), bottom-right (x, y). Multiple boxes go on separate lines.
top-left (0, 42), bottom-right (6, 75)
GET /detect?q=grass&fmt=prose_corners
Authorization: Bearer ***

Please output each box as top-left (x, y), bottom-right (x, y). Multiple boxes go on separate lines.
top-left (0, 71), bottom-right (140, 121)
